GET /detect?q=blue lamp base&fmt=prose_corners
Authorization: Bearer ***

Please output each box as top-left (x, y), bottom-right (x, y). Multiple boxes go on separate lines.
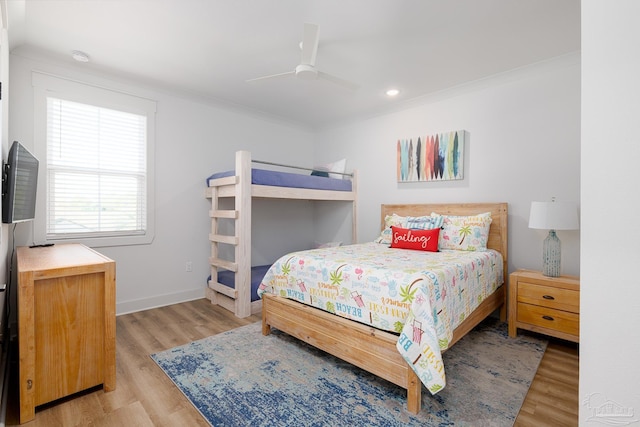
top-left (542, 230), bottom-right (561, 277)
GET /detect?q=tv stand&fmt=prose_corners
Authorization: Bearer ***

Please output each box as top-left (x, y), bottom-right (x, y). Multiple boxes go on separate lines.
top-left (16, 243), bottom-right (116, 423)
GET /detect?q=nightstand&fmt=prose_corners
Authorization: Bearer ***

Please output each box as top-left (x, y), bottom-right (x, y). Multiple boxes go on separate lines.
top-left (508, 269), bottom-right (580, 342)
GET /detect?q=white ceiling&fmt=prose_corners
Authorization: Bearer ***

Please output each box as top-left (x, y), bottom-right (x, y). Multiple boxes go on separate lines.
top-left (6, 0), bottom-right (580, 129)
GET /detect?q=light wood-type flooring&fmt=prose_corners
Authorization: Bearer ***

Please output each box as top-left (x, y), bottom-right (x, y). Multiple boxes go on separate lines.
top-left (4, 299), bottom-right (578, 426)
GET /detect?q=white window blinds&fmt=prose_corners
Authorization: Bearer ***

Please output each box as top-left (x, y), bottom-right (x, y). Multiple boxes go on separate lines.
top-left (46, 97), bottom-right (147, 239)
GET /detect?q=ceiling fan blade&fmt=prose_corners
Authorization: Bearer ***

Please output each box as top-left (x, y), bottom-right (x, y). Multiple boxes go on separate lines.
top-left (300, 23), bottom-right (319, 66)
top-left (317, 71), bottom-right (359, 91)
top-left (246, 71), bottom-right (295, 83)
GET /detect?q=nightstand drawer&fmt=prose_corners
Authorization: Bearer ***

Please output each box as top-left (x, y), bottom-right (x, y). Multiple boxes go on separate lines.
top-left (517, 302), bottom-right (579, 336)
top-left (517, 281), bottom-right (579, 312)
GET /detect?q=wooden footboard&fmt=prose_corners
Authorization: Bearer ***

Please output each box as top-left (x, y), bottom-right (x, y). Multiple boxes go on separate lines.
top-left (262, 285), bottom-right (505, 414)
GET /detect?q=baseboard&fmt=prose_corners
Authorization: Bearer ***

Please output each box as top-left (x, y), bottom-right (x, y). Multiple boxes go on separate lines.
top-left (116, 287), bottom-right (206, 316)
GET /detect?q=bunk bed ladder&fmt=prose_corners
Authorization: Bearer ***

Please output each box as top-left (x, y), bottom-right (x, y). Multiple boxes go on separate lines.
top-left (206, 151), bottom-right (254, 318)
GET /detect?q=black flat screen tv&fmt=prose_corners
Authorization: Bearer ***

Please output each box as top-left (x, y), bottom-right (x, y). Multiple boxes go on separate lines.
top-left (2, 141), bottom-right (39, 223)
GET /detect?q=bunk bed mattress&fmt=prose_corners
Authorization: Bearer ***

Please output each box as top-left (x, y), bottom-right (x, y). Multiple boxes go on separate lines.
top-left (207, 168), bottom-right (352, 191)
top-left (257, 242), bottom-right (504, 394)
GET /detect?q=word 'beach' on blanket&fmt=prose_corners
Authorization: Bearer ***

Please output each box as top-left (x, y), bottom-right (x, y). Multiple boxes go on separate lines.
top-left (151, 318), bottom-right (546, 427)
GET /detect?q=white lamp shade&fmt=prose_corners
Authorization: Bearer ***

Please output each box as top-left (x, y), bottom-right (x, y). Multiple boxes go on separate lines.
top-left (529, 201), bottom-right (579, 230)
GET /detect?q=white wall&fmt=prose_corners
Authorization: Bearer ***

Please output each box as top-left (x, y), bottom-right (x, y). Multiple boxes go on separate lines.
top-left (315, 54), bottom-right (581, 277)
top-left (581, 1), bottom-right (640, 424)
top-left (8, 51), bottom-right (318, 314)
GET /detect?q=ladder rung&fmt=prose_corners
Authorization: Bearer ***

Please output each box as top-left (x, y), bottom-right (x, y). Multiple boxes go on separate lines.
top-left (209, 234), bottom-right (238, 245)
top-left (208, 175), bottom-right (238, 187)
top-left (210, 257), bottom-right (237, 271)
top-left (210, 209), bottom-right (238, 219)
top-left (209, 281), bottom-right (237, 299)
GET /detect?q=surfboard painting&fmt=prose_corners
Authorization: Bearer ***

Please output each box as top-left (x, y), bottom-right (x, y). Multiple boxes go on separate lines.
top-left (397, 130), bottom-right (466, 182)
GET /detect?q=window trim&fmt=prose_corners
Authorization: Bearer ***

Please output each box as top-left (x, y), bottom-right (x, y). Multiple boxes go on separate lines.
top-left (32, 71), bottom-right (156, 247)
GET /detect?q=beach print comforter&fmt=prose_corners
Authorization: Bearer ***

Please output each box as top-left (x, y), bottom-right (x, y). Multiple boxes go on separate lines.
top-left (257, 242), bottom-right (503, 394)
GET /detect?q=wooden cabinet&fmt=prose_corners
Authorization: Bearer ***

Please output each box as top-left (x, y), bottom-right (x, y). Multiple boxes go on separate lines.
top-left (17, 243), bottom-right (116, 424)
top-left (508, 269), bottom-right (579, 343)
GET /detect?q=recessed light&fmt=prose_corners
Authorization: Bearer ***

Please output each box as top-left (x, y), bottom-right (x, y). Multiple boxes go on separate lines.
top-left (386, 88), bottom-right (400, 97)
top-left (71, 50), bottom-right (90, 63)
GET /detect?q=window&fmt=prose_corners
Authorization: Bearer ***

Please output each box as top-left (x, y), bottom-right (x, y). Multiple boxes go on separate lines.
top-left (46, 98), bottom-right (147, 238)
top-left (33, 72), bottom-right (156, 246)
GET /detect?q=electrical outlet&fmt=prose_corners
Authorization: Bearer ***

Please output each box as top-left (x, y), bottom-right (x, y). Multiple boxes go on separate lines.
top-left (185, 261), bottom-right (193, 272)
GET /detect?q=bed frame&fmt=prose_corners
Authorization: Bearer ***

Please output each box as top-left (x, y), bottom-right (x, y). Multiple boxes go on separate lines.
top-left (205, 150), bottom-right (358, 318)
top-left (262, 202), bottom-right (508, 414)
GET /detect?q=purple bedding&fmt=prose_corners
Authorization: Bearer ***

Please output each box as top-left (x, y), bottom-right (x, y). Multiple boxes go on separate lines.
top-left (211, 265), bottom-right (271, 302)
top-left (207, 168), bottom-right (352, 192)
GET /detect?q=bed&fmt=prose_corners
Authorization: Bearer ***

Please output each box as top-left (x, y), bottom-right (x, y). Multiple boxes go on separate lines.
top-left (205, 150), bottom-right (357, 318)
top-left (260, 202), bottom-right (508, 414)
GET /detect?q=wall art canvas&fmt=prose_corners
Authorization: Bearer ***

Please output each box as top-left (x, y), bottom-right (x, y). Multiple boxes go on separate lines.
top-left (397, 130), bottom-right (466, 182)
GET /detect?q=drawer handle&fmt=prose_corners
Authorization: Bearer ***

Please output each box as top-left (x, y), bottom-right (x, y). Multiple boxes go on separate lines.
top-left (542, 315), bottom-right (555, 321)
top-left (542, 295), bottom-right (555, 300)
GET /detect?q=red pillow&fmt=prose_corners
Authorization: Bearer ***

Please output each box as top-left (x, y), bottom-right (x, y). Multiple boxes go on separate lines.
top-left (390, 226), bottom-right (440, 252)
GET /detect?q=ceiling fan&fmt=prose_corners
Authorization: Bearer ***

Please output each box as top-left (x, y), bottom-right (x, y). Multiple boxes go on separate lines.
top-left (246, 23), bottom-right (359, 91)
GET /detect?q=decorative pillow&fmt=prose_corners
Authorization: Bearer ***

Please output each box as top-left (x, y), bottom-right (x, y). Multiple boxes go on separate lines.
top-left (438, 212), bottom-right (492, 251)
top-left (390, 226), bottom-right (440, 252)
top-left (310, 170), bottom-right (329, 177)
top-left (374, 213), bottom-right (407, 244)
top-left (311, 158), bottom-right (347, 179)
top-left (406, 214), bottom-right (444, 230)
top-left (375, 213), bottom-right (443, 244)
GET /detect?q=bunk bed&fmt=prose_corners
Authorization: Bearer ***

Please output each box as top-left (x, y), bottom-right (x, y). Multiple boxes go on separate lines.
top-left (260, 202), bottom-right (508, 414)
top-left (205, 150), bottom-right (357, 318)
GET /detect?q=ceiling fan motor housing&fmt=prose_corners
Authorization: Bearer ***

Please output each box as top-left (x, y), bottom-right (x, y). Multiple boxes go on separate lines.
top-left (295, 64), bottom-right (317, 79)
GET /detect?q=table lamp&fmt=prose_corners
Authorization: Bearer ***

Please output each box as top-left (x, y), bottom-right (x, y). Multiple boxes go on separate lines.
top-left (528, 199), bottom-right (579, 277)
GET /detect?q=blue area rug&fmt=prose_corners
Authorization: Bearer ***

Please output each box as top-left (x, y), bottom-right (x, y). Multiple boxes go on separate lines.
top-left (151, 317), bottom-right (546, 427)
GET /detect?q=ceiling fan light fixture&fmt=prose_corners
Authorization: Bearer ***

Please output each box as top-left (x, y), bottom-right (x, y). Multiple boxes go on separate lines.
top-left (71, 50), bottom-right (90, 63)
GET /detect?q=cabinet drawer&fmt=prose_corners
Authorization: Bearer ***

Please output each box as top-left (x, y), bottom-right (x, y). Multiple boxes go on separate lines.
top-left (517, 302), bottom-right (579, 336)
top-left (517, 282), bottom-right (579, 312)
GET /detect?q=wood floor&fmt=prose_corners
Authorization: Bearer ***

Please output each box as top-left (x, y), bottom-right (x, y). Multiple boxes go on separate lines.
top-left (4, 299), bottom-right (578, 426)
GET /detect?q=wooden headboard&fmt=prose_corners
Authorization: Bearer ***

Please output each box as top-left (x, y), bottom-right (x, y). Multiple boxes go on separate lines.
top-left (381, 203), bottom-right (508, 280)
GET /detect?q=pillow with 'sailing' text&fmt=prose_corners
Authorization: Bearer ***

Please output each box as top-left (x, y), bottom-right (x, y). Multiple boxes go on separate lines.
top-left (390, 226), bottom-right (440, 252)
